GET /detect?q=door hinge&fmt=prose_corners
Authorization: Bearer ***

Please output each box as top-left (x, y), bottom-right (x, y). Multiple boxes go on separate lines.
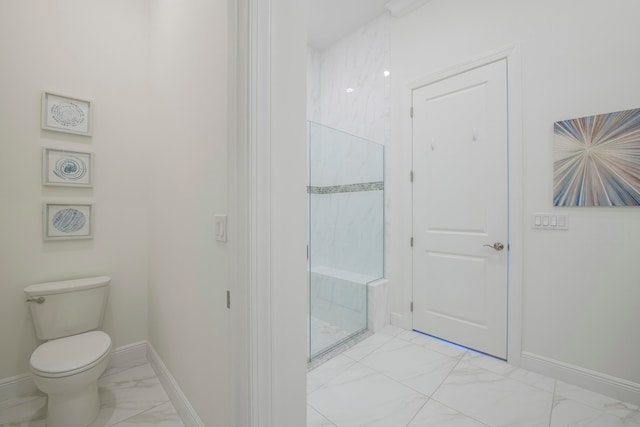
top-left (410, 301), bottom-right (414, 312)
top-left (410, 237), bottom-right (414, 247)
top-left (410, 170), bottom-right (414, 182)
top-left (307, 244), bottom-right (309, 260)
top-left (410, 107), bottom-right (414, 118)
top-left (226, 290), bottom-right (231, 309)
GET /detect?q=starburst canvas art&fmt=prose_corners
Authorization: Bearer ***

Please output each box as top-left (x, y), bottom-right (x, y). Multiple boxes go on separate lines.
top-left (553, 108), bottom-right (640, 206)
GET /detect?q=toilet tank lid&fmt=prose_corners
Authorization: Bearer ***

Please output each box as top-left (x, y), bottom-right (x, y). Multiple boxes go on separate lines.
top-left (25, 276), bottom-right (111, 296)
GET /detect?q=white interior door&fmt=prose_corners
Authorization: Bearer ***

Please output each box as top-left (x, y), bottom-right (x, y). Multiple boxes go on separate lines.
top-left (412, 59), bottom-right (509, 359)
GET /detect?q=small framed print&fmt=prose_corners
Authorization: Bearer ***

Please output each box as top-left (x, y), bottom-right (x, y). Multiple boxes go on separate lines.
top-left (41, 92), bottom-right (92, 136)
top-left (44, 203), bottom-right (93, 241)
top-left (43, 148), bottom-right (93, 187)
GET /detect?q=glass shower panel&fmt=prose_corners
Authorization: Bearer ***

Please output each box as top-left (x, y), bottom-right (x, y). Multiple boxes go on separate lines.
top-left (308, 122), bottom-right (384, 360)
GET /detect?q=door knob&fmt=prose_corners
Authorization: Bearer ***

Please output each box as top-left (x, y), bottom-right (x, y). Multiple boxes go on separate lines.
top-left (483, 242), bottom-right (504, 251)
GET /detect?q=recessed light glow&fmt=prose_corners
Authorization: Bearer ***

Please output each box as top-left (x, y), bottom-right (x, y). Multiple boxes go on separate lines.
top-left (346, 87), bottom-right (355, 93)
top-left (383, 70), bottom-right (390, 77)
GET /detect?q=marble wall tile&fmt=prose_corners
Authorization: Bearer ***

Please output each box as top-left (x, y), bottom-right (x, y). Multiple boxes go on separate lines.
top-left (307, 49), bottom-right (322, 125)
top-left (306, 8), bottom-right (389, 359)
top-left (308, 315), bottom-right (354, 358)
top-left (367, 279), bottom-right (389, 333)
top-left (309, 191), bottom-right (383, 277)
top-left (309, 14), bottom-right (390, 145)
top-left (309, 122), bottom-right (384, 187)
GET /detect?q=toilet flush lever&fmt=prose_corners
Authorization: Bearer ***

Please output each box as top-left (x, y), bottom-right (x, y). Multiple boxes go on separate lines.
top-left (26, 297), bottom-right (45, 304)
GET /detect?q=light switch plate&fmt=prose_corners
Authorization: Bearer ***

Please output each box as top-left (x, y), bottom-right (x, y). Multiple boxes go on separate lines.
top-left (214, 215), bottom-right (227, 242)
top-left (532, 213), bottom-right (569, 230)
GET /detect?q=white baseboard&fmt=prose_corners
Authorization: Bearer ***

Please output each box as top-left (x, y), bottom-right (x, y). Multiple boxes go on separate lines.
top-left (0, 372), bottom-right (37, 403)
top-left (108, 340), bottom-right (148, 371)
top-left (146, 342), bottom-right (204, 427)
top-left (390, 311), bottom-right (411, 330)
top-left (521, 351), bottom-right (640, 406)
top-left (385, 0), bottom-right (433, 17)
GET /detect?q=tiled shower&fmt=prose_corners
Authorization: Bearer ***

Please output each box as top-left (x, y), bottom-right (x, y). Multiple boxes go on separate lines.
top-left (308, 122), bottom-right (384, 359)
top-left (307, 13), bottom-right (390, 361)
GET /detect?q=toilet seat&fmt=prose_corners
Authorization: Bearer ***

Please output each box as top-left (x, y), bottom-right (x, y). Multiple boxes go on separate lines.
top-left (30, 331), bottom-right (112, 378)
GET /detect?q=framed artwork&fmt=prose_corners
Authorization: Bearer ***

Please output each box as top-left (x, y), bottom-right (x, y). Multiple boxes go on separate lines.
top-left (42, 148), bottom-right (93, 187)
top-left (553, 108), bottom-right (640, 206)
top-left (43, 203), bottom-right (93, 240)
top-left (41, 92), bottom-right (92, 136)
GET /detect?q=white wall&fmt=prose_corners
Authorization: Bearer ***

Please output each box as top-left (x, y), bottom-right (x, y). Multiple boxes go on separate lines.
top-left (0, 1), bottom-right (233, 423)
top-left (0, 0), bottom-right (149, 380)
top-left (147, 1), bottom-right (231, 425)
top-left (388, 0), bottom-right (640, 397)
top-left (271, 0), bottom-right (308, 424)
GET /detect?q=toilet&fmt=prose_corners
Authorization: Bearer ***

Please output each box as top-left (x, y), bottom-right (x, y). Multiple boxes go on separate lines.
top-left (25, 276), bottom-right (112, 427)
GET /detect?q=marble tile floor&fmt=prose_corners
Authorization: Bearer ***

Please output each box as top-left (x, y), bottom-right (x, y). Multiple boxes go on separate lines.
top-left (307, 326), bottom-right (640, 427)
top-left (0, 360), bottom-right (184, 427)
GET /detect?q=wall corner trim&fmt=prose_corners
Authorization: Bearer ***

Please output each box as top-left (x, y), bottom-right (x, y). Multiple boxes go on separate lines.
top-left (521, 351), bottom-right (640, 407)
top-left (385, 0), bottom-right (433, 17)
top-left (146, 342), bottom-right (205, 427)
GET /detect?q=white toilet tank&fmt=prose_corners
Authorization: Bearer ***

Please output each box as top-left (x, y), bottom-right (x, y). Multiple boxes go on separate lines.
top-left (25, 276), bottom-right (110, 341)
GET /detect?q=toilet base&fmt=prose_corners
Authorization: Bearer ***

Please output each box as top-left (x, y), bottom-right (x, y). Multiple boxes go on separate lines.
top-left (46, 382), bottom-right (100, 427)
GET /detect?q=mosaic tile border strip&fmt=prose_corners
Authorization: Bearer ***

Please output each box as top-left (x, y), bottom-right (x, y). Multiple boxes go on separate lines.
top-left (308, 181), bottom-right (384, 194)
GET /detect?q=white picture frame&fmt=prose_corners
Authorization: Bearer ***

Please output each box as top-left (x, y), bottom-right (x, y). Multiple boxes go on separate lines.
top-left (42, 148), bottom-right (93, 187)
top-left (41, 92), bottom-right (92, 136)
top-left (43, 202), bottom-right (93, 241)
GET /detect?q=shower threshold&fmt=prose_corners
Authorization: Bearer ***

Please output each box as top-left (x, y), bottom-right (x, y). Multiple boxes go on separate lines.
top-left (307, 328), bottom-right (371, 370)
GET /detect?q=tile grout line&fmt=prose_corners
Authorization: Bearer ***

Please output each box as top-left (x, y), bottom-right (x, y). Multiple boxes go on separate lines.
top-left (307, 400), bottom-right (339, 427)
top-left (403, 397), bottom-right (430, 427)
top-left (427, 350), bottom-right (468, 399)
top-left (548, 379), bottom-right (557, 427)
top-left (100, 359), bottom-right (150, 382)
top-left (106, 399), bottom-right (176, 427)
top-left (429, 396), bottom-right (493, 427)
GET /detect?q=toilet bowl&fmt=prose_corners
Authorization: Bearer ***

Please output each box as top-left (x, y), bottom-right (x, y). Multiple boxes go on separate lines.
top-left (30, 331), bottom-right (112, 427)
top-left (25, 276), bottom-right (111, 427)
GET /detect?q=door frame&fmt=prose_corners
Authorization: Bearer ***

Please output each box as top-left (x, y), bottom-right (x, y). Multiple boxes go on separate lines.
top-left (230, 0), bottom-right (308, 426)
top-left (401, 46), bottom-right (524, 365)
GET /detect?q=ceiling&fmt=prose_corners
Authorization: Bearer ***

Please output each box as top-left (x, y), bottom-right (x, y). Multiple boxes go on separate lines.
top-left (307, 0), bottom-right (390, 49)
